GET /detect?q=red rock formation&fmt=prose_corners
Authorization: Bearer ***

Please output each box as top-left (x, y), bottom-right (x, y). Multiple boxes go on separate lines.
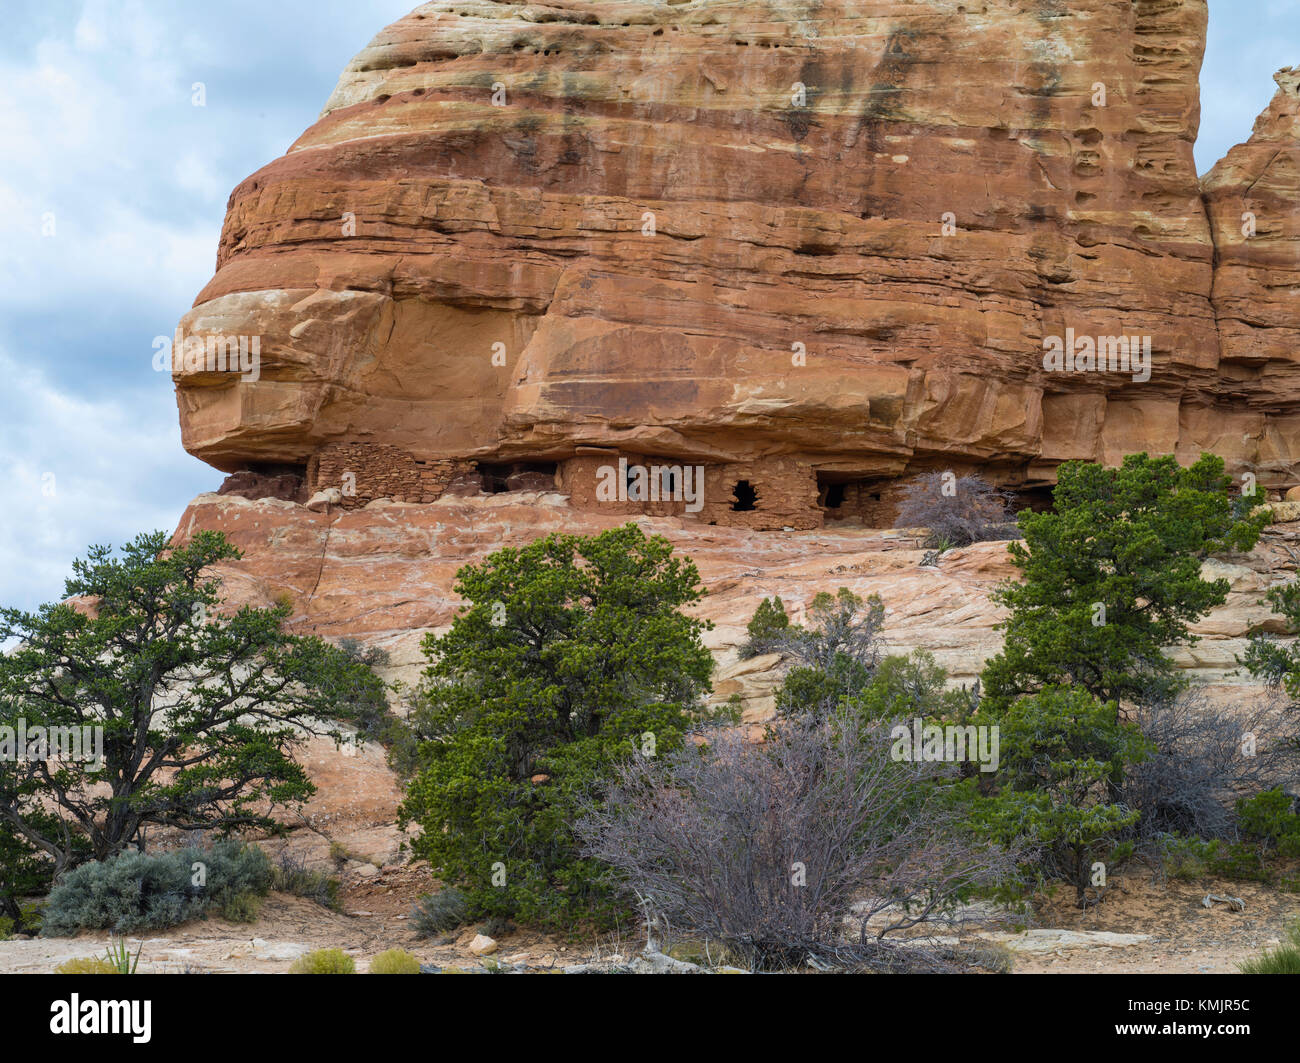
top-left (171, 2), bottom-right (1298, 532)
top-left (1202, 66), bottom-right (1300, 484)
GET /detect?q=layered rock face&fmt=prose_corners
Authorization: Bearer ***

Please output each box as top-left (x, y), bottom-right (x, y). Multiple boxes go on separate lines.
top-left (1203, 65), bottom-right (1300, 481)
top-left (172, 1), bottom-right (1300, 529)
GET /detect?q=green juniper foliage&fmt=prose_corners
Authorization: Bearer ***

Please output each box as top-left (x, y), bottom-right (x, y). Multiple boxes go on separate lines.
top-left (1235, 788), bottom-right (1300, 859)
top-left (332, 638), bottom-right (403, 743)
top-left (399, 523), bottom-right (717, 927)
top-left (982, 453), bottom-right (1265, 713)
top-left (971, 686), bottom-right (1150, 906)
top-left (849, 649), bottom-right (975, 724)
top-left (0, 813), bottom-right (73, 933)
top-left (1241, 572), bottom-right (1300, 699)
top-left (739, 595), bottom-right (790, 659)
top-left (0, 530), bottom-right (389, 875)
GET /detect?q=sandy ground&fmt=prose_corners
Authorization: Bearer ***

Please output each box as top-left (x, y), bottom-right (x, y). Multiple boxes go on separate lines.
top-left (4, 847), bottom-right (1296, 974)
top-left (1003, 872), bottom-right (1300, 973)
top-left (0, 858), bottom-right (633, 974)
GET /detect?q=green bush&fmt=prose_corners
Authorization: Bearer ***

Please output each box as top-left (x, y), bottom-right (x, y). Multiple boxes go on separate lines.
top-left (1157, 794), bottom-right (1300, 885)
top-left (850, 649), bottom-right (976, 722)
top-left (368, 948), bottom-right (421, 974)
top-left (289, 948), bottom-right (356, 974)
top-left (1209, 842), bottom-right (1271, 882)
top-left (973, 687), bottom-right (1150, 905)
top-left (739, 596), bottom-right (790, 659)
top-left (411, 888), bottom-right (469, 938)
top-left (333, 638), bottom-right (402, 745)
top-left (1160, 835), bottom-right (1221, 881)
top-left (18, 901), bottom-right (42, 935)
top-left (217, 890), bottom-right (263, 923)
top-left (982, 452), bottom-right (1265, 713)
top-left (1239, 922), bottom-right (1300, 974)
top-left (773, 589), bottom-right (886, 717)
top-left (400, 524), bottom-right (718, 927)
top-left (41, 842), bottom-right (272, 936)
top-left (1236, 788), bottom-right (1300, 858)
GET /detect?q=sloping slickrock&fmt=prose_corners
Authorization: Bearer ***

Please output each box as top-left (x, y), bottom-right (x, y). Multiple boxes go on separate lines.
top-left (172, 492), bottom-right (1297, 710)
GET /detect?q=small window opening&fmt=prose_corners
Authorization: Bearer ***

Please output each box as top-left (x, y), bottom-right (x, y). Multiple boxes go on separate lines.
top-left (731, 480), bottom-right (758, 511)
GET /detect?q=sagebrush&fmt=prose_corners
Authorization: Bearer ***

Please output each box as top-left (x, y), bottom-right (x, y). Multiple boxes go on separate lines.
top-left (41, 842), bottom-right (272, 936)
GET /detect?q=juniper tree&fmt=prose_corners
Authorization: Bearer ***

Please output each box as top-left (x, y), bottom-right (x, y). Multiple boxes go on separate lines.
top-left (0, 530), bottom-right (387, 877)
top-left (981, 452), bottom-right (1265, 714)
top-left (972, 686), bottom-right (1150, 906)
top-left (399, 523), bottom-right (718, 927)
top-left (774, 588), bottom-right (887, 717)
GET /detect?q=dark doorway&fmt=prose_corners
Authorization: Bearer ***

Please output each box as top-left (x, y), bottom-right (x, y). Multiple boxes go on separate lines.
top-left (1008, 484), bottom-right (1055, 515)
top-left (478, 463), bottom-right (513, 494)
top-left (477, 461), bottom-right (558, 494)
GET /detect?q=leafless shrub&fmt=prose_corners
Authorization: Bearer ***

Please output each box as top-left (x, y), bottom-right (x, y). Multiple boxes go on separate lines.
top-left (895, 472), bottom-right (1019, 548)
top-left (740, 589), bottom-right (887, 674)
top-left (784, 588), bottom-right (887, 674)
top-left (577, 711), bottom-right (1027, 972)
top-left (1123, 686), bottom-right (1300, 844)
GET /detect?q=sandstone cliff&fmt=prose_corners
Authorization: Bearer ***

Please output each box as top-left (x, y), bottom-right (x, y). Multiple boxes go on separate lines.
top-left (171, 1), bottom-right (1299, 533)
top-left (165, 1), bottom-right (1299, 691)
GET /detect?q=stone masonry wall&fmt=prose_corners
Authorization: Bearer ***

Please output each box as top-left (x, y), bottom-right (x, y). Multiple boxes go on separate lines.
top-left (699, 459), bottom-right (823, 530)
top-left (561, 451), bottom-right (821, 529)
top-left (308, 443), bottom-right (474, 508)
top-left (819, 478), bottom-right (913, 527)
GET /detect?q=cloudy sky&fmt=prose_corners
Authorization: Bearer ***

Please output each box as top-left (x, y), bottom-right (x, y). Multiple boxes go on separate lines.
top-left (0, 0), bottom-right (1296, 612)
